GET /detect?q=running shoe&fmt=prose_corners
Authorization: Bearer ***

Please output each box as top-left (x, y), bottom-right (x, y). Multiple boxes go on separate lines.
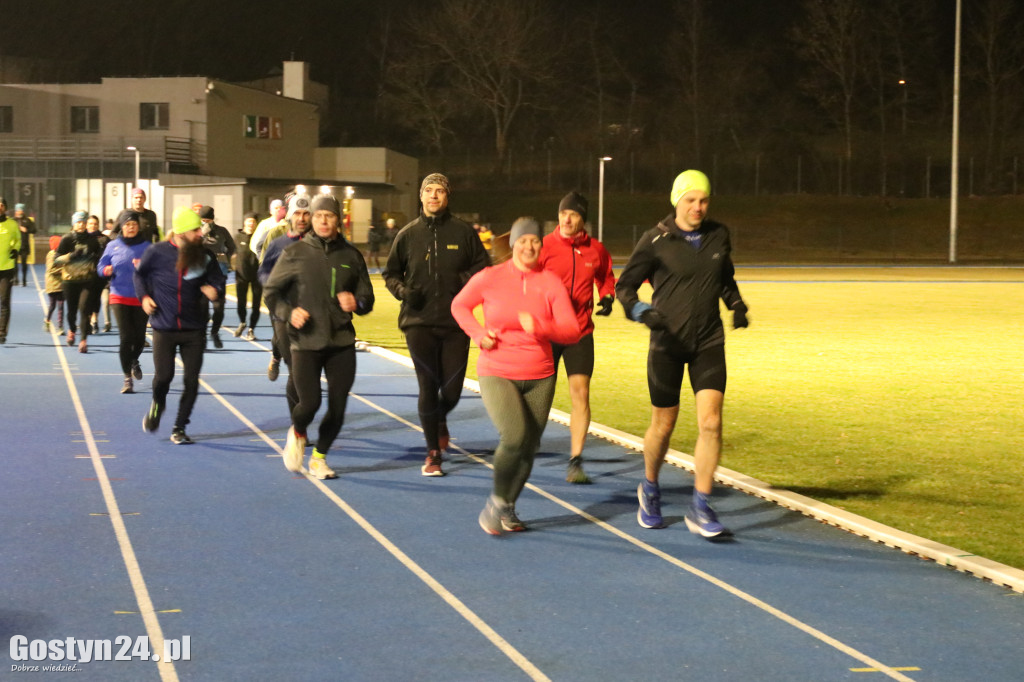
top-left (684, 496), bottom-right (731, 539)
top-left (67, 330), bottom-right (75, 346)
top-left (283, 427), bottom-right (306, 473)
top-left (637, 480), bottom-right (666, 529)
top-left (245, 328), bottom-right (256, 341)
top-left (170, 428), bottom-right (194, 445)
top-left (232, 322), bottom-right (246, 337)
top-left (43, 319), bottom-right (50, 332)
top-left (478, 495), bottom-right (504, 536)
top-left (566, 456), bottom-right (591, 484)
top-left (421, 450), bottom-right (444, 477)
top-left (142, 401), bottom-right (163, 433)
top-left (103, 323), bottom-right (112, 333)
top-left (78, 339), bottom-right (88, 353)
top-left (308, 455), bottom-right (337, 480)
top-left (211, 332), bottom-right (223, 349)
top-left (131, 361), bottom-right (143, 380)
top-left (501, 505), bottom-right (527, 532)
top-left (121, 377), bottom-right (134, 394)
top-left (267, 358), bottom-right (281, 382)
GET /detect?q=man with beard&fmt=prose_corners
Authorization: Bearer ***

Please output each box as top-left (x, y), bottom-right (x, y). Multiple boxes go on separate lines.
top-left (383, 173), bottom-right (489, 476)
top-left (258, 191), bottom-right (313, 395)
top-left (135, 206), bottom-right (225, 444)
top-left (264, 193), bottom-right (374, 480)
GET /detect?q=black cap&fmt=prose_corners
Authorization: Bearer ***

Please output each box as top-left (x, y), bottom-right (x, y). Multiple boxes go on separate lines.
top-left (200, 206), bottom-right (215, 220)
top-left (558, 191), bottom-right (588, 223)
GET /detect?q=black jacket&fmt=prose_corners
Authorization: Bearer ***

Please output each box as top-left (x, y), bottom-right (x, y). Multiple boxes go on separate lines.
top-left (616, 216), bottom-right (745, 353)
top-left (382, 209), bottom-right (490, 330)
top-left (232, 229), bottom-right (260, 280)
top-left (263, 231), bottom-right (374, 351)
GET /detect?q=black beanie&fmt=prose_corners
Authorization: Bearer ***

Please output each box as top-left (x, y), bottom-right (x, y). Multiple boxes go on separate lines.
top-left (558, 191), bottom-right (588, 223)
top-left (200, 206), bottom-right (215, 220)
top-left (311, 194), bottom-right (341, 217)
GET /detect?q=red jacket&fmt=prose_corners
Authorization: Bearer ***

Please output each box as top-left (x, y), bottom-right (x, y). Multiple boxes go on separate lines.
top-left (539, 228), bottom-right (615, 335)
top-left (451, 260), bottom-right (582, 380)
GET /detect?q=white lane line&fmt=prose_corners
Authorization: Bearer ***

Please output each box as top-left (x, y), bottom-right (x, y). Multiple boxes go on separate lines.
top-left (197, 376), bottom-right (550, 682)
top-left (357, 349), bottom-right (916, 682)
top-left (51, 330), bottom-right (179, 682)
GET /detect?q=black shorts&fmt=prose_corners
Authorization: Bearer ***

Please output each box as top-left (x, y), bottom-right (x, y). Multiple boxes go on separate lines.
top-left (552, 332), bottom-right (595, 377)
top-left (647, 342), bottom-right (726, 408)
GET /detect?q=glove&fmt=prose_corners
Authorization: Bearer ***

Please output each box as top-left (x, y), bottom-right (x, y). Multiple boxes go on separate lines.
top-left (732, 302), bottom-right (749, 329)
top-left (9, 249), bottom-right (16, 260)
top-left (595, 295), bottom-right (614, 316)
top-left (404, 286), bottom-right (426, 310)
top-left (640, 308), bottom-right (669, 331)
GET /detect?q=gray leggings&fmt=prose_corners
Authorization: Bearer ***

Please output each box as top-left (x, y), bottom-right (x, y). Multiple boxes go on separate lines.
top-left (479, 374), bottom-right (556, 504)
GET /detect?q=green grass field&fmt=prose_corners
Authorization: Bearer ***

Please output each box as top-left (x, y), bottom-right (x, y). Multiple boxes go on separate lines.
top-left (343, 266), bottom-right (1024, 570)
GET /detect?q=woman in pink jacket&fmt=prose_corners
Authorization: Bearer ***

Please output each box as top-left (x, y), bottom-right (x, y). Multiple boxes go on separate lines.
top-left (451, 217), bottom-right (582, 535)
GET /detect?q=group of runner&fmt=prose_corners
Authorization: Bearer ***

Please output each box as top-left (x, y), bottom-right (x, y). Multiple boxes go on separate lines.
top-left (2, 169), bottom-right (749, 539)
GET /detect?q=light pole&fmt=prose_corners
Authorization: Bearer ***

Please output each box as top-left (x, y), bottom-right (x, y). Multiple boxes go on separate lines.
top-left (126, 146), bottom-right (140, 190)
top-left (598, 156), bottom-right (612, 243)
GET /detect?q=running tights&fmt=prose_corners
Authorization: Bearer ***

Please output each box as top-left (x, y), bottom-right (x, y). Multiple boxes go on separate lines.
top-left (405, 326), bottom-right (471, 451)
top-left (290, 344), bottom-right (356, 455)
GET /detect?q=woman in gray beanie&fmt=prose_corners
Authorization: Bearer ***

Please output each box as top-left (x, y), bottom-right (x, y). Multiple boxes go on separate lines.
top-left (451, 217), bottom-right (583, 535)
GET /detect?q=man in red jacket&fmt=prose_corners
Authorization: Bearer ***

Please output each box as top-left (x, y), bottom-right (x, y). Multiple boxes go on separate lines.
top-left (538, 192), bottom-right (616, 483)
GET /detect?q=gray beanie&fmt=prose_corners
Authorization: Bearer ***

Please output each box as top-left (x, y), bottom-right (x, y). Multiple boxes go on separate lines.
top-left (420, 173), bottom-right (451, 195)
top-left (509, 217), bottom-right (542, 245)
top-left (311, 193), bottom-right (341, 217)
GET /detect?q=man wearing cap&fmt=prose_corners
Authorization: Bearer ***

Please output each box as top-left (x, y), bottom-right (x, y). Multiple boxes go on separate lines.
top-left (615, 170), bottom-right (749, 539)
top-left (258, 191), bottom-right (314, 391)
top-left (12, 203), bottom-right (36, 287)
top-left (383, 172), bottom-right (490, 476)
top-left (0, 197), bottom-right (21, 343)
top-left (198, 206), bottom-right (235, 349)
top-left (538, 191), bottom-right (616, 484)
top-left (264, 193), bottom-right (374, 480)
top-left (125, 188), bottom-right (162, 243)
top-left (231, 211), bottom-right (262, 340)
top-left (251, 198), bottom-right (287, 258)
top-left (135, 206), bottom-right (226, 444)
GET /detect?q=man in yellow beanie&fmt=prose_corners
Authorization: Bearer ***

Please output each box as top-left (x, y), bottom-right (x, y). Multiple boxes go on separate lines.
top-left (134, 206), bottom-right (226, 444)
top-left (615, 169), bottom-right (749, 539)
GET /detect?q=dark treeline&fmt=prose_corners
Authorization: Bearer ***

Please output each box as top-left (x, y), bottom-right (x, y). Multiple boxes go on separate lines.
top-left (5, 0), bottom-right (1023, 196)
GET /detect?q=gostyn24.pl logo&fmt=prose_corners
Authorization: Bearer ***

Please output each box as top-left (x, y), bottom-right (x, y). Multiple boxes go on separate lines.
top-left (10, 635), bottom-right (190, 669)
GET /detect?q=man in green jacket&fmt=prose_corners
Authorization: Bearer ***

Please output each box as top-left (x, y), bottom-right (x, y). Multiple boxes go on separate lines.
top-left (263, 193), bottom-right (374, 480)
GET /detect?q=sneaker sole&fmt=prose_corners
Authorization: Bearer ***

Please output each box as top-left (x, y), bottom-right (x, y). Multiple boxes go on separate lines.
top-left (684, 515), bottom-right (731, 539)
top-left (478, 514), bottom-right (503, 536)
top-left (421, 467), bottom-right (445, 477)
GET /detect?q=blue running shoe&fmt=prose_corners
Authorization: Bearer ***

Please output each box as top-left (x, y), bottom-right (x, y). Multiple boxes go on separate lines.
top-left (637, 481), bottom-right (665, 529)
top-left (684, 497), bottom-right (731, 539)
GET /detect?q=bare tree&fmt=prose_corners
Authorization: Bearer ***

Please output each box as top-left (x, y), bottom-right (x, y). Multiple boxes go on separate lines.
top-left (396, 0), bottom-right (559, 172)
top-left (966, 0), bottom-right (1024, 193)
top-left (792, 0), bottom-right (865, 194)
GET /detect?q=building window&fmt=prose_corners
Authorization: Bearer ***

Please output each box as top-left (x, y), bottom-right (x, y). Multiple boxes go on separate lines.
top-left (71, 106), bottom-right (99, 133)
top-left (140, 102), bottom-right (169, 130)
top-left (0, 106), bottom-right (11, 133)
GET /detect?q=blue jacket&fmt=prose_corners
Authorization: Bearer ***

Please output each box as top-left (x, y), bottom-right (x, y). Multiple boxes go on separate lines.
top-left (133, 240), bottom-right (226, 332)
top-left (98, 236), bottom-right (151, 302)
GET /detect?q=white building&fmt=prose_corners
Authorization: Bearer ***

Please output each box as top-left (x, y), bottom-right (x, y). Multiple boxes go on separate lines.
top-left (0, 61), bottom-right (418, 241)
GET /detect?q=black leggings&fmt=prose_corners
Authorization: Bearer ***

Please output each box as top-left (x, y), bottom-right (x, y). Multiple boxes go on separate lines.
top-left (63, 280), bottom-right (95, 339)
top-left (235, 274), bottom-right (262, 328)
top-left (151, 328), bottom-right (205, 430)
top-left (46, 292), bottom-right (64, 327)
top-left (19, 251), bottom-right (30, 283)
top-left (112, 304), bottom-right (149, 377)
top-left (290, 345), bottom-right (356, 454)
top-left (404, 326), bottom-right (471, 450)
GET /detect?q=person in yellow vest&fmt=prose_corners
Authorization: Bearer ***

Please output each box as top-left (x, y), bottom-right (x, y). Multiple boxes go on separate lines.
top-left (0, 197), bottom-right (21, 343)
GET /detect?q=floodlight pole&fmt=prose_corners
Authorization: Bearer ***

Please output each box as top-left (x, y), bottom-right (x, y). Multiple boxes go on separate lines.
top-left (949, 0), bottom-right (961, 264)
top-left (126, 146), bottom-right (140, 189)
top-left (598, 156), bottom-right (612, 243)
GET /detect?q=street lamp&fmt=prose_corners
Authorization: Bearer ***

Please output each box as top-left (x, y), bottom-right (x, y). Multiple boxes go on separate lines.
top-left (126, 146), bottom-right (140, 190)
top-left (598, 156), bottom-right (612, 243)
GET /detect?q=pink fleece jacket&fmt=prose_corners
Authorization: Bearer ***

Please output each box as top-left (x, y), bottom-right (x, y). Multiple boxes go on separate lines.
top-left (451, 260), bottom-right (582, 380)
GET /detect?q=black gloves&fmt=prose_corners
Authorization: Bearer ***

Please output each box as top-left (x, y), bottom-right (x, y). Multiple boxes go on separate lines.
top-left (640, 308), bottom-right (669, 331)
top-left (732, 302), bottom-right (749, 329)
top-left (404, 287), bottom-right (426, 310)
top-left (9, 249), bottom-right (17, 260)
top-left (595, 295), bottom-right (614, 316)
